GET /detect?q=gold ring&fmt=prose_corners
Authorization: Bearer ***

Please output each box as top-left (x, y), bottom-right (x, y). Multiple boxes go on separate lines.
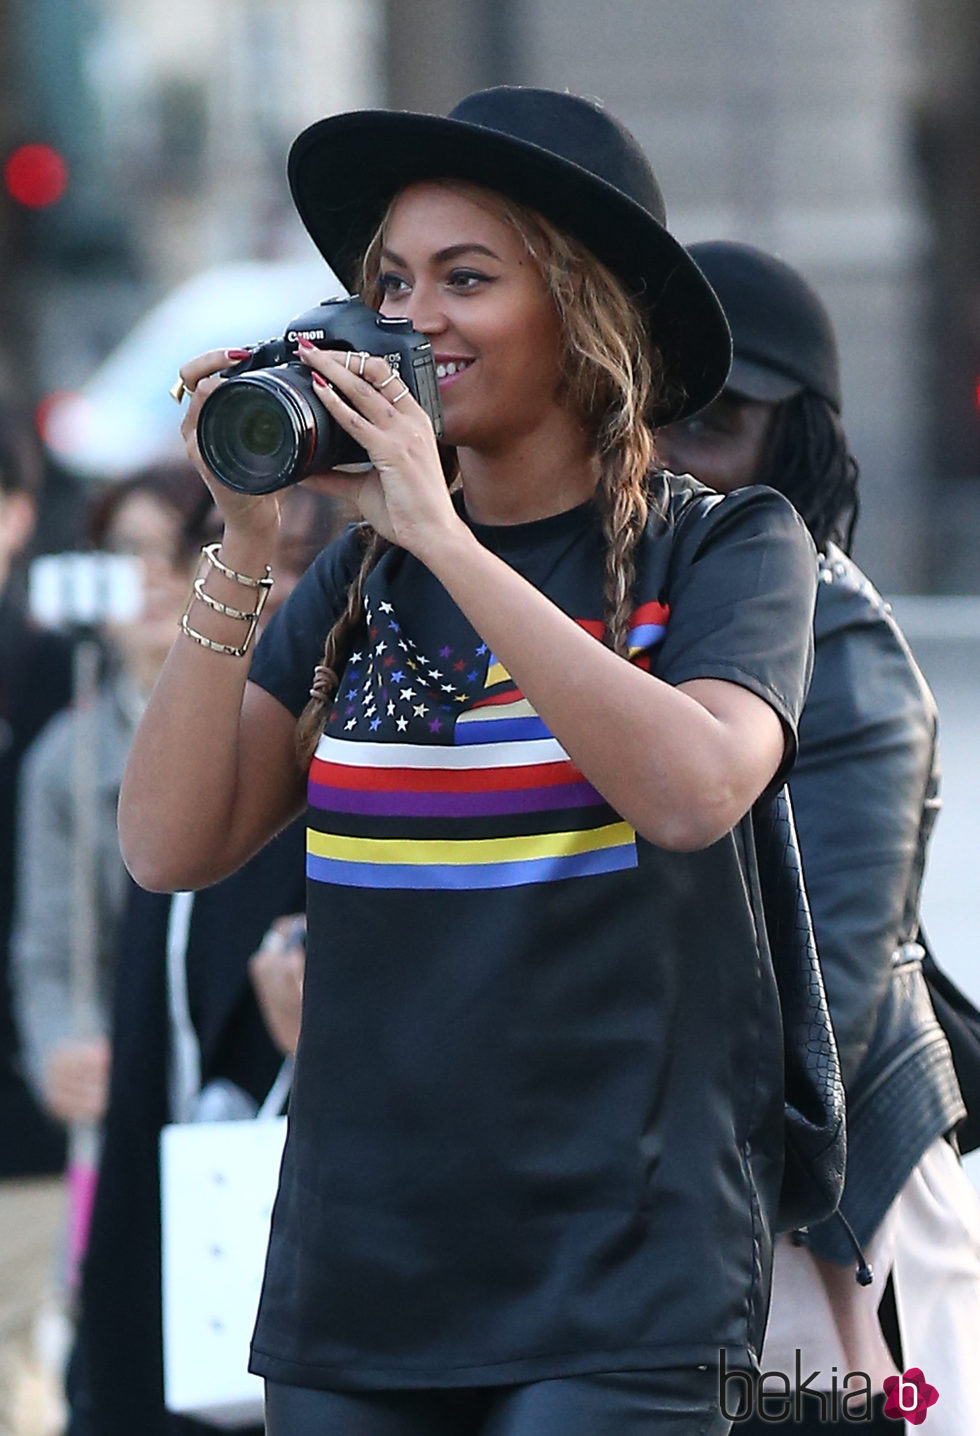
top-left (170, 376), bottom-right (190, 403)
top-left (390, 385), bottom-right (411, 405)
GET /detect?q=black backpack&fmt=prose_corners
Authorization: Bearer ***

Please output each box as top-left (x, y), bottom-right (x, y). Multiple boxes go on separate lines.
top-left (752, 788), bottom-right (847, 1233)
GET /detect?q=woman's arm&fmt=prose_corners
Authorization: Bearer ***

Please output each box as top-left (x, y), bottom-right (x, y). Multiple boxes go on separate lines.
top-left (118, 352), bottom-right (306, 892)
top-left (408, 525), bottom-right (785, 850)
top-left (302, 348), bottom-right (805, 851)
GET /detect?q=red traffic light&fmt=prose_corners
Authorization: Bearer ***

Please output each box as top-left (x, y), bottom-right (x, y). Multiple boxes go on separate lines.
top-left (3, 143), bottom-right (69, 208)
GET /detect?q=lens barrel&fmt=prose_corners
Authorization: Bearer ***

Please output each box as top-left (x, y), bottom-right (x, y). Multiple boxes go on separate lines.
top-left (198, 364), bottom-right (365, 494)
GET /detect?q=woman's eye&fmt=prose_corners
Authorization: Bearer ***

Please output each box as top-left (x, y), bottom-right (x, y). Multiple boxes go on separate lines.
top-left (447, 269), bottom-right (489, 291)
top-left (377, 272), bottom-right (410, 297)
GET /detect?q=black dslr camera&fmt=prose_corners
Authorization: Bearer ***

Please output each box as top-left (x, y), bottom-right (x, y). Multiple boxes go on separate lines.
top-left (197, 297), bottom-right (444, 494)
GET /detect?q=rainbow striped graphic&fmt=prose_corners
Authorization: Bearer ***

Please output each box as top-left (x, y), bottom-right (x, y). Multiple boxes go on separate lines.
top-left (307, 732), bottom-right (636, 890)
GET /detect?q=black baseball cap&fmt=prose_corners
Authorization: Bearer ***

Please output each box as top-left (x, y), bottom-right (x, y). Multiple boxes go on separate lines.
top-left (686, 241), bottom-right (841, 413)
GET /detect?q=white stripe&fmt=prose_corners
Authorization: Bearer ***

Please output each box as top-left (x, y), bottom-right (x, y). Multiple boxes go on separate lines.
top-left (456, 697), bottom-right (539, 726)
top-left (313, 732), bottom-right (569, 770)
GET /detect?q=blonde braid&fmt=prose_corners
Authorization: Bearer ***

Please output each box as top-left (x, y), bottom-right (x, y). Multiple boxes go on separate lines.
top-left (295, 528), bottom-right (390, 766)
top-left (596, 434), bottom-right (657, 655)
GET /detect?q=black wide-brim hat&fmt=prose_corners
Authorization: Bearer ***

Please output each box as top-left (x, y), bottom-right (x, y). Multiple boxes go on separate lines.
top-left (287, 86), bottom-right (732, 423)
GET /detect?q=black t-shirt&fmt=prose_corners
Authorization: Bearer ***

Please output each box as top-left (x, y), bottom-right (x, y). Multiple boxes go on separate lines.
top-left (247, 475), bottom-right (816, 1389)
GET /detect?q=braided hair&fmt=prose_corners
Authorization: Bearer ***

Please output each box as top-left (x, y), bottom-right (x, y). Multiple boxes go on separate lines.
top-left (754, 391), bottom-right (860, 555)
top-left (295, 182), bottom-right (682, 765)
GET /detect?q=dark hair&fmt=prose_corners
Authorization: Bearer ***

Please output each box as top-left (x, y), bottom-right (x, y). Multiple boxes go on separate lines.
top-left (0, 399), bottom-right (42, 499)
top-left (87, 460), bottom-right (216, 562)
top-left (755, 392), bottom-right (860, 554)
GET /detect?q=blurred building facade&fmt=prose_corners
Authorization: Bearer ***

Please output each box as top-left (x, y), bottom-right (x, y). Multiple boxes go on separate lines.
top-left (1, 0), bottom-right (979, 590)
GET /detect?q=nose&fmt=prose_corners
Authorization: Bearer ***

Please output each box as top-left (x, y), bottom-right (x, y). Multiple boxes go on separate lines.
top-left (405, 280), bottom-right (449, 337)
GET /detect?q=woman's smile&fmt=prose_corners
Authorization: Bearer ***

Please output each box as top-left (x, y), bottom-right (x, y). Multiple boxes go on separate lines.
top-left (433, 353), bottom-right (476, 388)
top-left (377, 182), bottom-right (567, 453)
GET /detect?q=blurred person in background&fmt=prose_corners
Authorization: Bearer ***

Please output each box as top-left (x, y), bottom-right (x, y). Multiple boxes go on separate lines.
top-left (11, 461), bottom-right (215, 1134)
top-left (0, 399), bottom-right (73, 1436)
top-left (67, 488), bottom-right (346, 1436)
top-left (658, 241), bottom-right (980, 1435)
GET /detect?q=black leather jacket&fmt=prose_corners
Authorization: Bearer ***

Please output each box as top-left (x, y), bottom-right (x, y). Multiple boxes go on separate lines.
top-left (792, 546), bottom-right (965, 1262)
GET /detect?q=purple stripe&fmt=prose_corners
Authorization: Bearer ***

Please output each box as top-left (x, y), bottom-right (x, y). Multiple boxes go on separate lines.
top-left (308, 779), bottom-right (606, 817)
top-left (307, 843), bottom-right (637, 890)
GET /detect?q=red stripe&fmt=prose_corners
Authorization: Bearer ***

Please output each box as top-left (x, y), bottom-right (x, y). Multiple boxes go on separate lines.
top-left (469, 686), bottom-right (525, 709)
top-left (575, 618), bottom-right (606, 640)
top-left (309, 756), bottom-right (585, 793)
top-left (631, 600), bottom-right (669, 625)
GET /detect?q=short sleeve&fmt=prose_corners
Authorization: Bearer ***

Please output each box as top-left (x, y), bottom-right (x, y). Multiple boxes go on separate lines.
top-left (656, 485), bottom-right (817, 783)
top-left (249, 527), bottom-right (364, 718)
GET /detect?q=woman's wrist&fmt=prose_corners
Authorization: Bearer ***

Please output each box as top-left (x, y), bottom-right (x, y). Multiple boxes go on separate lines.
top-left (217, 524), bottom-right (279, 580)
top-left (409, 511), bottom-right (479, 579)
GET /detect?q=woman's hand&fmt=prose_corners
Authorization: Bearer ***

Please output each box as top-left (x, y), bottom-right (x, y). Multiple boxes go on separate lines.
top-left (175, 348), bottom-right (282, 546)
top-left (296, 345), bottom-right (463, 562)
top-left (43, 1036), bottom-right (111, 1126)
top-left (248, 915), bottom-right (306, 1057)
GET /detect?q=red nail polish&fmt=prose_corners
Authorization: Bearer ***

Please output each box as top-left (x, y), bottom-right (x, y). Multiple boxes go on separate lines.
top-left (296, 336), bottom-right (315, 350)
top-left (226, 348), bottom-right (251, 360)
top-left (311, 371), bottom-right (329, 388)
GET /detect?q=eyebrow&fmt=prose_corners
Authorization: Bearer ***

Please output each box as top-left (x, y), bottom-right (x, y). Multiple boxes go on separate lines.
top-left (380, 243), bottom-right (502, 267)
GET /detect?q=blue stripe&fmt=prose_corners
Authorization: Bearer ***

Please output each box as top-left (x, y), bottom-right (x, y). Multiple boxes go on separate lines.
top-left (454, 715), bottom-right (553, 745)
top-left (307, 843), bottom-right (637, 890)
top-left (628, 622), bottom-right (666, 648)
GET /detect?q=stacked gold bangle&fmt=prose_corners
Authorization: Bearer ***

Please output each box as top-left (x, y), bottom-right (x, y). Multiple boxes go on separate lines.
top-left (180, 543), bottom-right (273, 657)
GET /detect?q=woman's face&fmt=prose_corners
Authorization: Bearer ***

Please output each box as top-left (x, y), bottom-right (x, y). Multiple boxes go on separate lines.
top-left (657, 392), bottom-right (774, 493)
top-left (103, 491), bottom-right (193, 679)
top-left (376, 183), bottom-right (566, 452)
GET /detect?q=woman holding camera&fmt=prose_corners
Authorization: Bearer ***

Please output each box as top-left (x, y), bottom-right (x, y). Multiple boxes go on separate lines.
top-left (120, 88), bottom-right (817, 1435)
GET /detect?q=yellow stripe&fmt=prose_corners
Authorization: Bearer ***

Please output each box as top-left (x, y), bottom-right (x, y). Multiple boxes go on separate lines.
top-left (307, 821), bottom-right (634, 867)
top-left (456, 696), bottom-right (538, 724)
top-left (485, 658), bottom-right (511, 687)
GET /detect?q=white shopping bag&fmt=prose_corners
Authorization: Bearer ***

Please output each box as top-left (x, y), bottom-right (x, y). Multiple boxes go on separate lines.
top-left (160, 1112), bottom-right (286, 1428)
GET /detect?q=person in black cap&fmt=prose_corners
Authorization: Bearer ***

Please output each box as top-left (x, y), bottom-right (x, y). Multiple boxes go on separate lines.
top-left (119, 90), bottom-right (820, 1435)
top-left (659, 241), bottom-right (980, 1435)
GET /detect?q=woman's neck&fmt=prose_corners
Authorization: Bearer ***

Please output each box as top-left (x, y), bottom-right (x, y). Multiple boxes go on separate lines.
top-left (456, 414), bottom-right (600, 527)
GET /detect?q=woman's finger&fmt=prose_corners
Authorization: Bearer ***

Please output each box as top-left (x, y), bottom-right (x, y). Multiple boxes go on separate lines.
top-left (300, 346), bottom-right (418, 426)
top-left (175, 346), bottom-right (252, 398)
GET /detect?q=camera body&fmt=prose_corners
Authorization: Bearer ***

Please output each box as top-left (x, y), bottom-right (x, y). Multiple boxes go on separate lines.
top-left (197, 297), bottom-right (444, 495)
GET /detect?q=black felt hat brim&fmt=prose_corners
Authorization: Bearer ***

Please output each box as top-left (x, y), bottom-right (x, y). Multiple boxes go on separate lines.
top-left (287, 111), bottom-right (731, 423)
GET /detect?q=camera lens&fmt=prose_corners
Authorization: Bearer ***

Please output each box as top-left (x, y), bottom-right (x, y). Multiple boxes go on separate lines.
top-left (198, 372), bottom-right (314, 494)
top-left (240, 402), bottom-right (287, 459)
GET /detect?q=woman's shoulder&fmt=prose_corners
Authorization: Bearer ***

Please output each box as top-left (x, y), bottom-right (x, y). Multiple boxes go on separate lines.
top-left (810, 544), bottom-right (935, 716)
top-left (651, 470), bottom-right (814, 556)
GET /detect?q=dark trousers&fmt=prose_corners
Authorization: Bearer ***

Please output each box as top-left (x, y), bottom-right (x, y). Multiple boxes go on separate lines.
top-left (265, 1366), bottom-right (730, 1435)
